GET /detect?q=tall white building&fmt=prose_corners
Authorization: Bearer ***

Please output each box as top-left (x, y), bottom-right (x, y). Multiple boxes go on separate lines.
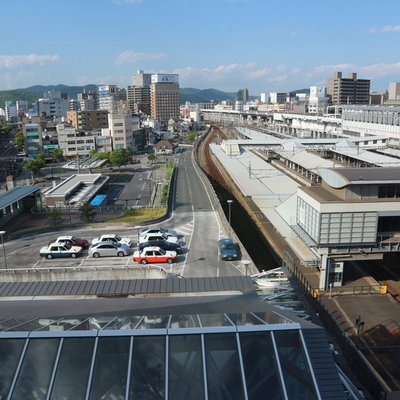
top-left (308, 86), bottom-right (328, 115)
top-left (4, 101), bottom-right (17, 121)
top-left (260, 93), bottom-right (268, 103)
top-left (98, 85), bottom-right (119, 113)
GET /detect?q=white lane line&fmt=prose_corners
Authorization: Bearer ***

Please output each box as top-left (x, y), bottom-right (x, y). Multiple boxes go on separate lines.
top-left (190, 147), bottom-right (222, 234)
top-left (180, 151), bottom-right (196, 277)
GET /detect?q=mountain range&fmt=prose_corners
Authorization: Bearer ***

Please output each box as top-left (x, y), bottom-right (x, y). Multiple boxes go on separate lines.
top-left (0, 84), bottom-right (243, 107)
top-left (0, 84), bottom-right (308, 107)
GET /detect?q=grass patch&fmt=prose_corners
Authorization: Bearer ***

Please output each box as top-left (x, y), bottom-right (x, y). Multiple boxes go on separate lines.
top-left (160, 185), bottom-right (169, 206)
top-left (109, 208), bottom-right (167, 223)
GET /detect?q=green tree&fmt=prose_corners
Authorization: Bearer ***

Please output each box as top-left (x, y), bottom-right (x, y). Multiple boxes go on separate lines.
top-left (24, 153), bottom-right (46, 176)
top-left (91, 151), bottom-right (110, 161)
top-left (187, 132), bottom-right (197, 143)
top-left (47, 209), bottom-right (62, 225)
top-left (79, 203), bottom-right (97, 222)
top-left (147, 153), bottom-right (157, 164)
top-left (109, 148), bottom-right (130, 169)
top-left (15, 131), bottom-right (24, 150)
top-left (2, 125), bottom-right (12, 136)
top-left (52, 148), bottom-right (64, 161)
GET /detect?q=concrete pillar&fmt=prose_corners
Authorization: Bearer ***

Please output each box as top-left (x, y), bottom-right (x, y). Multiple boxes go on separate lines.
top-left (319, 254), bottom-right (329, 290)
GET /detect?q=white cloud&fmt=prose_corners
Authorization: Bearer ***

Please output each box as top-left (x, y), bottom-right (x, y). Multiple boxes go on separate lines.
top-left (313, 62), bottom-right (400, 79)
top-left (359, 62), bottom-right (400, 77)
top-left (369, 24), bottom-right (400, 33)
top-left (113, 0), bottom-right (143, 4)
top-left (268, 75), bottom-right (287, 83)
top-left (0, 54), bottom-right (60, 69)
top-left (314, 63), bottom-right (356, 74)
top-left (115, 51), bottom-right (166, 65)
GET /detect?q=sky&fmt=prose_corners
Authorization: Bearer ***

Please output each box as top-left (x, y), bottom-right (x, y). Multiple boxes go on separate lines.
top-left (0, 0), bottom-right (400, 95)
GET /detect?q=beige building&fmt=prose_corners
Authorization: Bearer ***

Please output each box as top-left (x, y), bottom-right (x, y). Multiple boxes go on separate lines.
top-left (56, 123), bottom-right (97, 156)
top-left (66, 110), bottom-right (109, 131)
top-left (327, 72), bottom-right (370, 105)
top-left (150, 74), bottom-right (180, 125)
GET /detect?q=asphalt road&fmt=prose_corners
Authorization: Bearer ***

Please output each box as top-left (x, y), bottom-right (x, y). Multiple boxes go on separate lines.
top-left (0, 146), bottom-right (244, 277)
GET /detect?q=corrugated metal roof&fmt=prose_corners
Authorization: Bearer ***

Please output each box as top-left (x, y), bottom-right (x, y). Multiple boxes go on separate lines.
top-left (331, 148), bottom-right (400, 167)
top-left (0, 185), bottom-right (41, 210)
top-left (277, 150), bottom-right (337, 170)
top-left (0, 276), bottom-right (255, 297)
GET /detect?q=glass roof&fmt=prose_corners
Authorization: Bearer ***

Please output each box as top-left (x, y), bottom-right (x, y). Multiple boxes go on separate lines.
top-left (0, 311), bottom-right (325, 399)
top-left (0, 311), bottom-right (294, 333)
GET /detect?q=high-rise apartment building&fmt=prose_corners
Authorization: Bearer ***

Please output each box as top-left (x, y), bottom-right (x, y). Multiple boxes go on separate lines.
top-left (78, 90), bottom-right (97, 111)
top-left (66, 110), bottom-right (109, 131)
top-left (327, 72), bottom-right (370, 105)
top-left (150, 74), bottom-right (180, 124)
top-left (127, 70), bottom-right (152, 114)
top-left (237, 88), bottom-right (249, 102)
top-left (270, 92), bottom-right (287, 104)
top-left (98, 85), bottom-right (118, 113)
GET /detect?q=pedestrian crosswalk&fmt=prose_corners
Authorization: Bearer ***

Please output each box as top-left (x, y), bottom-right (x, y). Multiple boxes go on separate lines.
top-left (174, 221), bottom-right (194, 238)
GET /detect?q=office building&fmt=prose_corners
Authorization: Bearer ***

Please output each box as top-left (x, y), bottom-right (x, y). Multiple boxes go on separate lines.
top-left (327, 72), bottom-right (370, 105)
top-left (150, 74), bottom-right (180, 124)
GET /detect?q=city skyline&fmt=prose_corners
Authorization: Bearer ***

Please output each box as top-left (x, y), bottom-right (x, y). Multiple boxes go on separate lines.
top-left (1, 0), bottom-right (400, 94)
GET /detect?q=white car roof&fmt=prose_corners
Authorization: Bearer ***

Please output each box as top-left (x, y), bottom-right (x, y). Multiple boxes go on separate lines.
top-left (140, 246), bottom-right (163, 251)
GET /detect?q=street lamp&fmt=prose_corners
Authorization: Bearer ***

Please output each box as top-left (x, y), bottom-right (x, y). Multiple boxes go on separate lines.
top-left (242, 259), bottom-right (251, 276)
top-left (227, 200), bottom-right (233, 238)
top-left (0, 231), bottom-right (8, 270)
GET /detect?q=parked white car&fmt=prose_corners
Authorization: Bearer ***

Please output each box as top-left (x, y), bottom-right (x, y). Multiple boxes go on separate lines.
top-left (139, 226), bottom-right (178, 238)
top-left (91, 234), bottom-right (132, 247)
top-left (138, 232), bottom-right (178, 244)
top-left (89, 242), bottom-right (130, 258)
top-left (40, 244), bottom-right (82, 259)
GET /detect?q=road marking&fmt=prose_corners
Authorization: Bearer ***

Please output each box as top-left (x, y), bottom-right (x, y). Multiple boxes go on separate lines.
top-left (180, 152), bottom-right (196, 277)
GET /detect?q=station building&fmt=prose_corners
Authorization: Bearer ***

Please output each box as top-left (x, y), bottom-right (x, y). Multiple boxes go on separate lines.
top-left (44, 174), bottom-right (109, 207)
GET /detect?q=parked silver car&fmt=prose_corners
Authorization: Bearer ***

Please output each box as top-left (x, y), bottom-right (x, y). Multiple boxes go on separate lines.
top-left (89, 242), bottom-right (130, 258)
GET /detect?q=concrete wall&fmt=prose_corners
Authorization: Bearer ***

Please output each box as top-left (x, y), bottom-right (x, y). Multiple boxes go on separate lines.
top-left (0, 266), bottom-right (167, 283)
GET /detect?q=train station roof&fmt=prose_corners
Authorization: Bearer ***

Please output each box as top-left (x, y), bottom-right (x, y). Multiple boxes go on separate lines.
top-left (0, 290), bottom-right (345, 399)
top-left (0, 184), bottom-right (41, 210)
